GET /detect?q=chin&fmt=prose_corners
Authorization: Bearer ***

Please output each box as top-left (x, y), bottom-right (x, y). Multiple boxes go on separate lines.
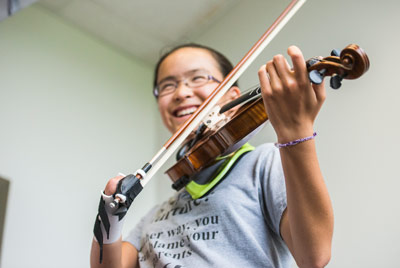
top-left (171, 125), bottom-right (181, 133)
top-left (167, 124), bottom-right (179, 133)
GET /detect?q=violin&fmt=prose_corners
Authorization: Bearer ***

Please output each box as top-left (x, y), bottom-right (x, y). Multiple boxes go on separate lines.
top-left (167, 44), bottom-right (370, 190)
top-left (107, 0), bottom-right (369, 212)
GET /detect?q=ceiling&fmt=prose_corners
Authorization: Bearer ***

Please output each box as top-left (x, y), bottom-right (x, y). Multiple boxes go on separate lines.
top-left (37, 0), bottom-right (241, 64)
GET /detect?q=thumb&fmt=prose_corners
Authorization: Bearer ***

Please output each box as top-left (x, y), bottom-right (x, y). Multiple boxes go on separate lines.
top-left (312, 80), bottom-right (326, 103)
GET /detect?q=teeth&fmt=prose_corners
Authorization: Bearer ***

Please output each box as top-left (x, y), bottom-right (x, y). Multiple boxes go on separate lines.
top-left (176, 107), bottom-right (197, 117)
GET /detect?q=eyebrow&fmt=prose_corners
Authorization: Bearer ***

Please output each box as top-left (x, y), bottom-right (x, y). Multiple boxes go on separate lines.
top-left (158, 68), bottom-right (209, 84)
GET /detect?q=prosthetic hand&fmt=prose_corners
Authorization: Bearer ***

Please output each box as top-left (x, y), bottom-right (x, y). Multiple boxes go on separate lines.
top-left (93, 174), bottom-right (143, 263)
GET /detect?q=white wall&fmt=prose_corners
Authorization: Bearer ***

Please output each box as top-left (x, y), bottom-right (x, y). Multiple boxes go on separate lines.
top-left (1, 1), bottom-right (400, 268)
top-left (192, 0), bottom-right (400, 267)
top-left (0, 5), bottom-right (160, 268)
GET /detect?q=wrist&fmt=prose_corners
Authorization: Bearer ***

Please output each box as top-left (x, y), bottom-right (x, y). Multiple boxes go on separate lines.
top-left (93, 191), bottom-right (127, 263)
top-left (275, 125), bottom-right (314, 144)
top-left (96, 191), bottom-right (126, 244)
top-left (275, 132), bottom-right (317, 148)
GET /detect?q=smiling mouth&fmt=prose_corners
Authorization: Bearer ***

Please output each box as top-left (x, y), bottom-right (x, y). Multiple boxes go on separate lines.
top-left (174, 106), bottom-right (199, 117)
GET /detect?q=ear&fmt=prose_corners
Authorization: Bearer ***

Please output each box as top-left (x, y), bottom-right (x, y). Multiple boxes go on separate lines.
top-left (226, 86), bottom-right (241, 101)
top-left (220, 86), bottom-right (241, 117)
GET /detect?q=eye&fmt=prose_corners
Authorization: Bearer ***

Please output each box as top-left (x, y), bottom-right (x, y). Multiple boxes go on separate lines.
top-left (159, 81), bottom-right (176, 92)
top-left (191, 75), bottom-right (207, 84)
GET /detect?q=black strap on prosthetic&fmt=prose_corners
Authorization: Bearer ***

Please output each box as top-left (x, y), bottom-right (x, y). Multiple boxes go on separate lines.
top-left (93, 196), bottom-right (107, 263)
top-left (93, 174), bottom-right (143, 263)
top-left (113, 174), bottom-right (143, 220)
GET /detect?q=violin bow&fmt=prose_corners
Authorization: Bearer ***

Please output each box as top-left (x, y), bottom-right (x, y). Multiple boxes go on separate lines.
top-left (115, 0), bottom-right (307, 204)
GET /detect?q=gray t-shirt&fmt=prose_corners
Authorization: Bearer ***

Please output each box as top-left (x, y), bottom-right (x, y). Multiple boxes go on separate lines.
top-left (125, 143), bottom-right (293, 267)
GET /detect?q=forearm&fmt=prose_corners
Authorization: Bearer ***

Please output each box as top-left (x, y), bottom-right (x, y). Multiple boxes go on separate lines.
top-left (91, 174), bottom-right (139, 268)
top-left (90, 238), bottom-right (123, 268)
top-left (280, 139), bottom-right (333, 267)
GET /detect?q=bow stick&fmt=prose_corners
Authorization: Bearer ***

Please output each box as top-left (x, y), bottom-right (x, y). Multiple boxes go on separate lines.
top-left (114, 0), bottom-right (307, 205)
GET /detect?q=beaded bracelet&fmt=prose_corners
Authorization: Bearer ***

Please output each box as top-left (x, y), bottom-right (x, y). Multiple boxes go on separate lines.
top-left (274, 132), bottom-right (317, 148)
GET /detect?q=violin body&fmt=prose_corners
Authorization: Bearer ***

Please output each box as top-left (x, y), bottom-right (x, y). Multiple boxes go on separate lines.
top-left (166, 44), bottom-right (370, 190)
top-left (166, 97), bottom-right (267, 185)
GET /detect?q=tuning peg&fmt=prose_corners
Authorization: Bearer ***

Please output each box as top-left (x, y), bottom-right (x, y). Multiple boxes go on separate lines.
top-left (309, 69), bottom-right (326, 85)
top-left (331, 49), bottom-right (341, 57)
top-left (330, 74), bottom-right (343, 89)
top-left (306, 57), bottom-right (321, 68)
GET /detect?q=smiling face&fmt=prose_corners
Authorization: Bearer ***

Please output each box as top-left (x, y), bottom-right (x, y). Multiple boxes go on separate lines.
top-left (156, 47), bottom-right (240, 133)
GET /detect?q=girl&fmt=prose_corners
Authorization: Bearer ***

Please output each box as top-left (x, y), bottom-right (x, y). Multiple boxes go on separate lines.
top-left (91, 43), bottom-right (333, 268)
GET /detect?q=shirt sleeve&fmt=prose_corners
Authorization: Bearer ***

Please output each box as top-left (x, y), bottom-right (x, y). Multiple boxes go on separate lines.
top-left (123, 205), bottom-right (159, 251)
top-left (258, 144), bottom-right (287, 237)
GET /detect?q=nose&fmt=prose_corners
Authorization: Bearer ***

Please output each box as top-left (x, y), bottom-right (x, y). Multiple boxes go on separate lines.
top-left (173, 81), bottom-right (194, 101)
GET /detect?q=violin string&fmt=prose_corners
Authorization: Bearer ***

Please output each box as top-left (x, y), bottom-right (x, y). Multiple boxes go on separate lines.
top-left (220, 85), bottom-right (262, 114)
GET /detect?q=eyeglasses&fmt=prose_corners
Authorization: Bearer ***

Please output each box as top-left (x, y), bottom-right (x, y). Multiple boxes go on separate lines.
top-left (153, 71), bottom-right (221, 98)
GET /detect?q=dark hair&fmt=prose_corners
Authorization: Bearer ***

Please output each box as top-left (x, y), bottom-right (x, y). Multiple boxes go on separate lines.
top-left (153, 43), bottom-right (238, 91)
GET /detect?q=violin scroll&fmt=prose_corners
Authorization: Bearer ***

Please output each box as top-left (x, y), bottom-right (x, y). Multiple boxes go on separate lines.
top-left (307, 44), bottom-right (370, 89)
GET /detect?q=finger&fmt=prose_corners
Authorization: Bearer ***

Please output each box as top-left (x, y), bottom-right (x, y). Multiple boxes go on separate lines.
top-left (272, 54), bottom-right (292, 81)
top-left (258, 64), bottom-right (272, 96)
top-left (312, 80), bottom-right (327, 103)
top-left (266, 60), bottom-right (284, 93)
top-left (287, 46), bottom-right (308, 85)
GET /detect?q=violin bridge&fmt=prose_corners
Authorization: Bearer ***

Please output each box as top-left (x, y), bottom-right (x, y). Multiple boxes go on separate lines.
top-left (202, 105), bottom-right (228, 131)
